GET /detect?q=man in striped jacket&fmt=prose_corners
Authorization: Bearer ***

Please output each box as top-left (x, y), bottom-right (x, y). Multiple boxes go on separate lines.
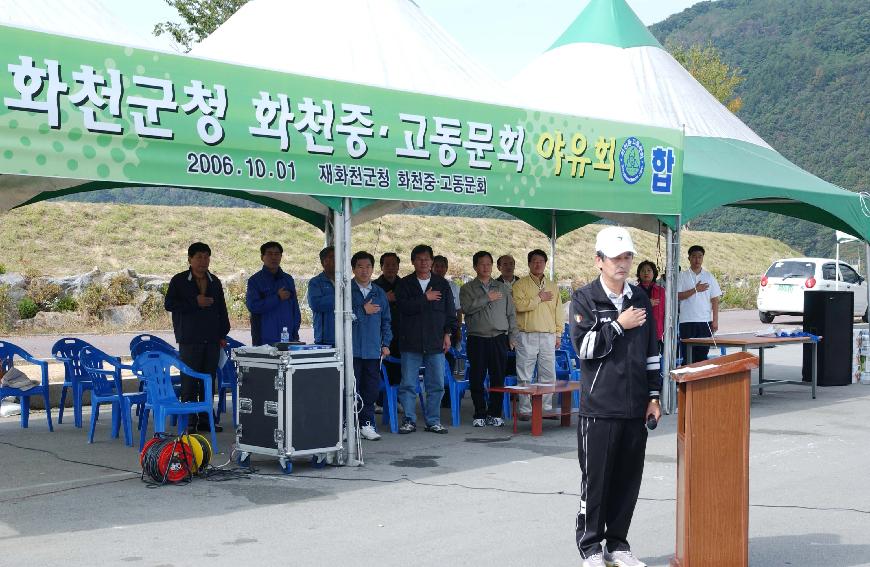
top-left (569, 227), bottom-right (662, 567)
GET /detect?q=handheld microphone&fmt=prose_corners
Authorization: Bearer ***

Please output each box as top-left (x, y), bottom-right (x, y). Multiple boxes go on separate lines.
top-left (646, 415), bottom-right (658, 430)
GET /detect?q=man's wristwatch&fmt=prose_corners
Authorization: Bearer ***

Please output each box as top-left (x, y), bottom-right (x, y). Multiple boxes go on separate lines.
top-left (649, 398), bottom-right (660, 405)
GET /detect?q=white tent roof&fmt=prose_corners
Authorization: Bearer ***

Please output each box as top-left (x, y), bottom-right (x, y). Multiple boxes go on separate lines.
top-left (510, 0), bottom-right (769, 149)
top-left (191, 0), bottom-right (510, 223)
top-left (191, 0), bottom-right (506, 104)
top-left (512, 43), bottom-right (770, 149)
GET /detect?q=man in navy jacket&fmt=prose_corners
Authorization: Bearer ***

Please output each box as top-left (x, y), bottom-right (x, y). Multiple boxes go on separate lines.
top-left (164, 242), bottom-right (230, 433)
top-left (395, 244), bottom-right (457, 434)
top-left (350, 251), bottom-right (392, 441)
top-left (246, 241), bottom-right (301, 346)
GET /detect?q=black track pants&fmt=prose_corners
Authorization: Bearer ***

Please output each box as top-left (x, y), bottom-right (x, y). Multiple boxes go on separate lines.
top-left (575, 416), bottom-right (648, 558)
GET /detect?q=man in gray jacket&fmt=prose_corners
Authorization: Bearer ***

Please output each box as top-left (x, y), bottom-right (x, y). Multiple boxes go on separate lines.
top-left (460, 251), bottom-right (518, 427)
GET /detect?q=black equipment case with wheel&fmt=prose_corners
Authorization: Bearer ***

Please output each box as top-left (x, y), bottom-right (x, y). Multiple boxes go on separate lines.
top-left (232, 345), bottom-right (343, 469)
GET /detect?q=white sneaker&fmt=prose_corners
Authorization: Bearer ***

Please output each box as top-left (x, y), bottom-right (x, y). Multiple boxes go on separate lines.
top-left (472, 418), bottom-right (486, 427)
top-left (360, 422), bottom-right (382, 441)
top-left (604, 549), bottom-right (646, 567)
top-left (0, 399), bottom-right (21, 417)
top-left (486, 416), bottom-right (505, 427)
top-left (582, 553), bottom-right (606, 567)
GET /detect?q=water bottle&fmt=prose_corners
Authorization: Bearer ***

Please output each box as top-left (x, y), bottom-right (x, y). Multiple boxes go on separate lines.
top-left (280, 326), bottom-right (289, 343)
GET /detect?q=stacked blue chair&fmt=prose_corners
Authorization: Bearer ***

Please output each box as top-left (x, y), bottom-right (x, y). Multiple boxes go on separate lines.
top-left (216, 335), bottom-right (244, 427)
top-left (445, 348), bottom-right (470, 427)
top-left (52, 337), bottom-right (95, 428)
top-left (378, 356), bottom-right (425, 434)
top-left (0, 341), bottom-right (53, 431)
top-left (80, 345), bottom-right (146, 446)
top-left (129, 334), bottom-right (178, 358)
top-left (132, 351), bottom-right (218, 452)
top-left (555, 349), bottom-right (581, 409)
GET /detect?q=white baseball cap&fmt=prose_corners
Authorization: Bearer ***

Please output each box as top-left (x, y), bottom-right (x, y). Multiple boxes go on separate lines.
top-left (595, 226), bottom-right (637, 258)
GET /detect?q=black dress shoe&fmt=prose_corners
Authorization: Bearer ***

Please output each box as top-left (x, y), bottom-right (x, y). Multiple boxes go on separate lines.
top-left (197, 422), bottom-right (223, 433)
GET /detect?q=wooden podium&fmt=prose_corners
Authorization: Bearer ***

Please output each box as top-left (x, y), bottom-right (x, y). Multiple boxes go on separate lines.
top-left (670, 351), bottom-right (758, 567)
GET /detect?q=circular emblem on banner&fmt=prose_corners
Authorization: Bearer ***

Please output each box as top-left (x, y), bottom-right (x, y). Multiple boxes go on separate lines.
top-left (619, 137), bottom-right (645, 185)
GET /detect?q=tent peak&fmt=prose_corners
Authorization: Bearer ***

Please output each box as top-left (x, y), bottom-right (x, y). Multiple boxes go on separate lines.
top-left (549, 0), bottom-right (662, 52)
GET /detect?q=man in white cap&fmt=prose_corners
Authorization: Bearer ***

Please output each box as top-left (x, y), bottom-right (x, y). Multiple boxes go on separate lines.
top-left (569, 226), bottom-right (662, 567)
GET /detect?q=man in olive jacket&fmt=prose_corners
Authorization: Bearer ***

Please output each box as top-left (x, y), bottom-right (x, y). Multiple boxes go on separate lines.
top-left (395, 244), bottom-right (457, 434)
top-left (460, 250), bottom-right (518, 427)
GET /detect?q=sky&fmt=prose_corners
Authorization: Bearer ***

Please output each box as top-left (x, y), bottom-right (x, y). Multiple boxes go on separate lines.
top-left (113, 0), bottom-right (703, 79)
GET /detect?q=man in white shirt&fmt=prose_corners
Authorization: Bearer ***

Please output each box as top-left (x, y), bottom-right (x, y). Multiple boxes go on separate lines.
top-left (677, 245), bottom-right (722, 362)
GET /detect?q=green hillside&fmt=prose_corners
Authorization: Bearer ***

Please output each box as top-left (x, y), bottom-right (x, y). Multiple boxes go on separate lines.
top-left (652, 0), bottom-right (870, 256)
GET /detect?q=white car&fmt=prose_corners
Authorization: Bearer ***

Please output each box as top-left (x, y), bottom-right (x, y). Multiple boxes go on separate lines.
top-left (757, 257), bottom-right (868, 323)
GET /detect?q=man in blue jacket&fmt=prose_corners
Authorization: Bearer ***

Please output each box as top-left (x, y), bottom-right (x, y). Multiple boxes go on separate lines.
top-left (308, 246), bottom-right (336, 346)
top-left (395, 244), bottom-right (457, 434)
top-left (165, 242), bottom-right (231, 433)
top-left (245, 242), bottom-right (301, 346)
top-left (350, 251), bottom-right (392, 441)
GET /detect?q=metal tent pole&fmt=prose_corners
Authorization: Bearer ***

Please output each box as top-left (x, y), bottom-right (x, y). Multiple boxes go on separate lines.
top-left (549, 210), bottom-right (557, 281)
top-left (662, 219), bottom-right (681, 415)
top-left (333, 200), bottom-right (359, 466)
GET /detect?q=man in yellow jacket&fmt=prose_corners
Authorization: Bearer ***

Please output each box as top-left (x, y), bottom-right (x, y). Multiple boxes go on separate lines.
top-left (512, 249), bottom-right (564, 414)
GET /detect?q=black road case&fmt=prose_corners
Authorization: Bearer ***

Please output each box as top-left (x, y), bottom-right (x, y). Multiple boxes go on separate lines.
top-left (233, 345), bottom-right (344, 472)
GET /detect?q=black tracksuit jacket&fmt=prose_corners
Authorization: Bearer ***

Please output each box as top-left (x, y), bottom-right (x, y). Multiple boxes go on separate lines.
top-left (569, 277), bottom-right (661, 419)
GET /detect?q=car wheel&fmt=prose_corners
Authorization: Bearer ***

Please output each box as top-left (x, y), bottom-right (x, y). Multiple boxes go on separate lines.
top-left (863, 308), bottom-right (868, 323)
top-left (759, 311), bottom-right (775, 324)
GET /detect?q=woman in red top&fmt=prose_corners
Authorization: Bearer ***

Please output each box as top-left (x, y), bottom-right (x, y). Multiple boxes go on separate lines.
top-left (636, 260), bottom-right (665, 351)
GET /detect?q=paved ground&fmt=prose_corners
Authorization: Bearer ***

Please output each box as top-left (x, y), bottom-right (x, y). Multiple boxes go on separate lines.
top-left (1, 312), bottom-right (869, 566)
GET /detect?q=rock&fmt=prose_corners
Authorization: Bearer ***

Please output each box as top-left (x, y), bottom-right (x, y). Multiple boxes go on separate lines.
top-left (45, 269), bottom-right (102, 296)
top-left (137, 274), bottom-right (169, 292)
top-left (100, 305), bottom-right (142, 327)
top-left (14, 311), bottom-right (86, 332)
top-left (223, 270), bottom-right (248, 286)
top-left (0, 273), bottom-right (26, 289)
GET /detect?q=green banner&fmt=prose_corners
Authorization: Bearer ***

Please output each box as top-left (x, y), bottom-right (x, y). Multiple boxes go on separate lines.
top-left (0, 25), bottom-right (683, 215)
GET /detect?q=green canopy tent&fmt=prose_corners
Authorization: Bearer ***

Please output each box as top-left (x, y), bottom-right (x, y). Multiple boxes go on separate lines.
top-left (0, 20), bottom-right (685, 461)
top-left (510, 0), bottom-right (870, 410)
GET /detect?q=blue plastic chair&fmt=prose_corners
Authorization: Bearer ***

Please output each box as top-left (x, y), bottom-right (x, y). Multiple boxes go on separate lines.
top-left (129, 334), bottom-right (179, 359)
top-left (0, 341), bottom-right (53, 431)
top-left (216, 336), bottom-right (244, 427)
top-left (555, 349), bottom-right (581, 409)
top-left (80, 345), bottom-right (146, 446)
top-left (445, 348), bottom-right (470, 427)
top-left (132, 351), bottom-right (218, 452)
top-left (52, 337), bottom-right (95, 428)
top-left (378, 356), bottom-right (425, 434)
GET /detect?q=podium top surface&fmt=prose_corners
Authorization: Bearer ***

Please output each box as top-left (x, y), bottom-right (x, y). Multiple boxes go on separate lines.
top-left (671, 351), bottom-right (759, 383)
top-left (681, 332), bottom-right (820, 347)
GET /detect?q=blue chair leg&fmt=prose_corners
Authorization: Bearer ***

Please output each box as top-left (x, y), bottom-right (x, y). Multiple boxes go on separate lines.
top-left (139, 408), bottom-right (150, 451)
top-left (73, 384), bottom-right (82, 428)
top-left (88, 404), bottom-right (99, 443)
top-left (110, 401), bottom-right (121, 439)
top-left (386, 386), bottom-right (399, 434)
top-left (231, 387), bottom-right (238, 428)
top-left (120, 400), bottom-right (133, 447)
top-left (58, 386), bottom-right (68, 424)
top-left (42, 391), bottom-right (53, 431)
top-left (20, 394), bottom-right (30, 428)
top-left (449, 382), bottom-right (459, 427)
top-left (206, 412), bottom-right (218, 452)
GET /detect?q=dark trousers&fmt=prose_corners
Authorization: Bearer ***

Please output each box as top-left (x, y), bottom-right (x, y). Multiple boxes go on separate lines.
top-left (353, 358), bottom-right (381, 427)
top-left (467, 334), bottom-right (508, 419)
top-left (178, 342), bottom-right (220, 426)
top-left (679, 321), bottom-right (713, 363)
top-left (576, 416), bottom-right (647, 558)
